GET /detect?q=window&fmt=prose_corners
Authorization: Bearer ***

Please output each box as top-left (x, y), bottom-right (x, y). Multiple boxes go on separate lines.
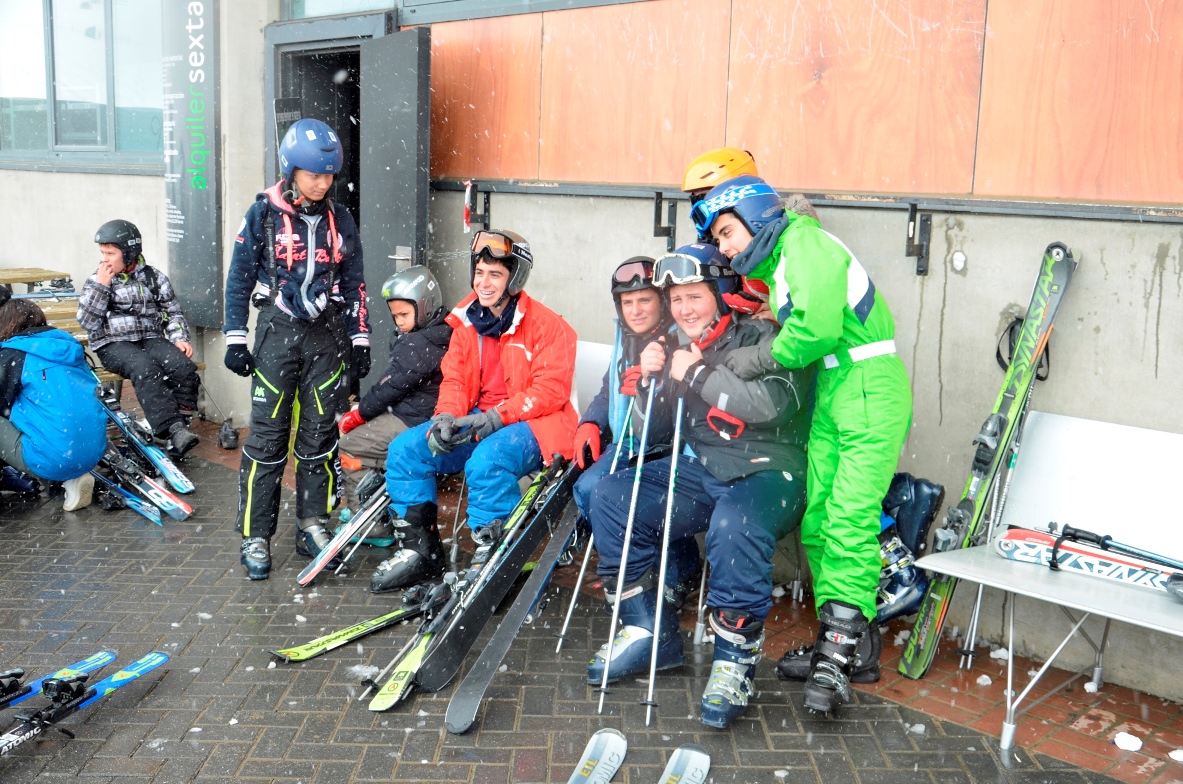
top-left (288, 0), bottom-right (394, 19)
top-left (0, 0), bottom-right (163, 171)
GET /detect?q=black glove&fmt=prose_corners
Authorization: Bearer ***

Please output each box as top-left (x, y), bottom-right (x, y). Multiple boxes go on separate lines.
top-left (427, 413), bottom-right (465, 456)
top-left (721, 342), bottom-right (780, 380)
top-left (224, 345), bottom-right (256, 377)
top-left (454, 408), bottom-right (504, 441)
top-left (351, 344), bottom-right (371, 380)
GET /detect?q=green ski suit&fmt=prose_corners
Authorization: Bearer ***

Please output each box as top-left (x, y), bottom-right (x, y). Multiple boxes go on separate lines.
top-left (734, 214), bottom-right (912, 622)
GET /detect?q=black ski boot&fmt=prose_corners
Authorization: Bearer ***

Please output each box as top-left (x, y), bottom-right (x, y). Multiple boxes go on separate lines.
top-left (470, 520), bottom-right (504, 566)
top-left (803, 600), bottom-right (869, 715)
top-left (369, 503), bottom-right (445, 593)
top-left (241, 537), bottom-right (271, 580)
top-left (587, 572), bottom-right (684, 685)
top-left (167, 420), bottom-right (200, 459)
top-left (700, 608), bottom-right (763, 728)
top-left (776, 623), bottom-right (881, 683)
top-left (295, 517), bottom-right (343, 570)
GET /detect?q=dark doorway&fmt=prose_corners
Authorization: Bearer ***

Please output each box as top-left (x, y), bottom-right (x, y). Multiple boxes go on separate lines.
top-left (276, 48), bottom-right (361, 219)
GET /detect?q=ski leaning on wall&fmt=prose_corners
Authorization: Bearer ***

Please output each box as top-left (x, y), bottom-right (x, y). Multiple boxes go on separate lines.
top-left (899, 242), bottom-right (1077, 680)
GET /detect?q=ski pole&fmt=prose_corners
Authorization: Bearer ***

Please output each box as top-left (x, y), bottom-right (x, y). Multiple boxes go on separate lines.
top-left (643, 397), bottom-right (683, 725)
top-left (1053, 525), bottom-right (1183, 572)
top-left (198, 379), bottom-right (240, 449)
top-left (692, 563), bottom-right (710, 645)
top-left (449, 475), bottom-right (467, 571)
top-left (556, 397), bottom-right (634, 654)
top-left (597, 382), bottom-right (656, 715)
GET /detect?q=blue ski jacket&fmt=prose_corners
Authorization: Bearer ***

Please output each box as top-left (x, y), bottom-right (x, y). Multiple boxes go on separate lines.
top-left (0, 327), bottom-right (107, 481)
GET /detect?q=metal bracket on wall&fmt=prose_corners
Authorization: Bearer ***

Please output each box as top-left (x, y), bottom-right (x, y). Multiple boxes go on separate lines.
top-left (653, 192), bottom-right (676, 252)
top-left (466, 180), bottom-right (491, 231)
top-left (905, 203), bottom-right (932, 275)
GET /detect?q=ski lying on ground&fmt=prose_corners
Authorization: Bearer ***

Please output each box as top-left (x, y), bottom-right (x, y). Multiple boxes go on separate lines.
top-left (100, 446), bottom-right (192, 521)
top-left (567, 728), bottom-right (628, 784)
top-left (0, 650), bottom-right (168, 757)
top-left (101, 403), bottom-right (194, 494)
top-left (445, 499), bottom-right (580, 734)
top-left (270, 582), bottom-right (448, 663)
top-left (657, 743), bottom-right (711, 784)
top-left (900, 242), bottom-right (1076, 680)
top-left (0, 650), bottom-right (117, 711)
top-left (995, 528), bottom-right (1181, 596)
top-left (297, 488), bottom-right (390, 586)
top-left (91, 470), bottom-right (163, 525)
top-left (365, 460), bottom-right (573, 711)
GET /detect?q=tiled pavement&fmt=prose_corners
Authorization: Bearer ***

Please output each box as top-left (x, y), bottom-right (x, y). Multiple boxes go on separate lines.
top-left (0, 416), bottom-right (1172, 783)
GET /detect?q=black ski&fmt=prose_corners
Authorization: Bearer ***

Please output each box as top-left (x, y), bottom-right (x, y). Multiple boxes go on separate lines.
top-left (415, 460), bottom-right (580, 693)
top-left (445, 500), bottom-right (579, 733)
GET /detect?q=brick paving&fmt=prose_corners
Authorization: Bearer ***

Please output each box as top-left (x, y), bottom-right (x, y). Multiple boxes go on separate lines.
top-left (0, 415), bottom-right (1161, 783)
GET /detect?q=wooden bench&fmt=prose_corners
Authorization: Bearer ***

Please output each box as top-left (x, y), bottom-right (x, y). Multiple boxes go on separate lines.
top-left (916, 411), bottom-right (1183, 750)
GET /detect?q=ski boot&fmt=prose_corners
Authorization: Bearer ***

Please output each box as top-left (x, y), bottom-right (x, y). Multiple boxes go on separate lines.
top-left (587, 572), bottom-right (684, 685)
top-left (700, 608), bottom-right (764, 728)
top-left (241, 537), bottom-right (271, 580)
top-left (802, 600), bottom-right (869, 715)
top-left (0, 465), bottom-right (41, 496)
top-left (470, 520), bottom-right (504, 567)
top-left (875, 534), bottom-right (929, 624)
top-left (776, 623), bottom-right (880, 683)
top-left (295, 517), bottom-right (343, 571)
top-left (167, 420), bottom-right (200, 459)
top-left (369, 503), bottom-right (445, 593)
top-left (61, 473), bottom-right (94, 512)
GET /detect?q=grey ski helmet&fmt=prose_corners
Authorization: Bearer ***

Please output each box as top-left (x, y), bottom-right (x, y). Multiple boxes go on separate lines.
top-left (470, 230), bottom-right (532, 304)
top-left (94, 219), bottom-right (143, 267)
top-left (381, 265), bottom-right (444, 331)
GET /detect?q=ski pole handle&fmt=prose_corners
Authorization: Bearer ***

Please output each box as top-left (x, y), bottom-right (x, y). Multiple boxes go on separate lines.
top-left (1060, 525), bottom-right (1110, 550)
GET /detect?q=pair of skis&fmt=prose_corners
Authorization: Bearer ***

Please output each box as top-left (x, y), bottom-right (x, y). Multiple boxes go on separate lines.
top-left (362, 460), bottom-right (579, 712)
top-left (567, 728), bottom-right (710, 784)
top-left (0, 650), bottom-right (169, 756)
top-left (899, 242), bottom-right (1077, 679)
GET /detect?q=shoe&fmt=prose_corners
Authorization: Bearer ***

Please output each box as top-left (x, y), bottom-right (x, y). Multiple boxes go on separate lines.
top-left (587, 572), bottom-right (684, 685)
top-left (470, 521), bottom-right (504, 566)
top-left (241, 537), bottom-right (271, 580)
top-left (802, 600), bottom-right (869, 716)
top-left (0, 466), bottom-right (41, 496)
top-left (295, 518), bottom-right (343, 570)
top-left (700, 608), bottom-right (764, 729)
top-left (369, 503), bottom-right (445, 593)
top-left (335, 515), bottom-right (396, 548)
top-left (167, 421), bottom-right (200, 459)
top-left (62, 473), bottom-right (94, 512)
top-left (776, 623), bottom-right (881, 683)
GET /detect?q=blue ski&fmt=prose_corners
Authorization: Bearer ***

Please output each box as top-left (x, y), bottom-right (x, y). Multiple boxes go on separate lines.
top-left (100, 404), bottom-right (194, 495)
top-left (79, 650), bottom-right (169, 708)
top-left (91, 471), bottom-right (163, 525)
top-left (101, 446), bottom-right (192, 522)
top-left (0, 650), bottom-right (117, 710)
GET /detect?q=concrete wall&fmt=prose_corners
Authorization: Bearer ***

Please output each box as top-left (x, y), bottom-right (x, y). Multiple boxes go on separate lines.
top-left (424, 188), bottom-right (1183, 700)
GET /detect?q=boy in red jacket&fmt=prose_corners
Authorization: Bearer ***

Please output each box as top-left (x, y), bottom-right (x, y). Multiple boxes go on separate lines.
top-left (369, 230), bottom-right (578, 592)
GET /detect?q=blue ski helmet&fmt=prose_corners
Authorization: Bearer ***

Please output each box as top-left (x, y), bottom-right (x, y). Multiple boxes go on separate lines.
top-left (652, 243), bottom-right (740, 314)
top-left (279, 118), bottom-right (344, 177)
top-left (691, 174), bottom-right (784, 239)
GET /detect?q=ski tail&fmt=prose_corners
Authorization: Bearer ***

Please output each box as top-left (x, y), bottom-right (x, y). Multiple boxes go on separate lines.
top-left (78, 651), bottom-right (169, 708)
top-left (297, 488), bottom-right (390, 586)
top-left (1, 650), bottom-right (117, 710)
top-left (567, 728), bottom-right (627, 784)
top-left (91, 471), bottom-right (163, 525)
top-left (658, 743), bottom-right (711, 784)
top-left (899, 242), bottom-right (1077, 679)
top-left (271, 596), bottom-right (432, 663)
top-left (100, 446), bottom-right (192, 521)
top-left (98, 399), bottom-right (194, 495)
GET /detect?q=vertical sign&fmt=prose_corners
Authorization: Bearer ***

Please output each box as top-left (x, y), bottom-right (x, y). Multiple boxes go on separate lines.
top-left (162, 0), bottom-right (221, 328)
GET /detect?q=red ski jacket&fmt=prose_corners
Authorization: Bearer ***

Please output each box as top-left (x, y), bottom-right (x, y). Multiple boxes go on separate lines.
top-left (436, 291), bottom-right (578, 465)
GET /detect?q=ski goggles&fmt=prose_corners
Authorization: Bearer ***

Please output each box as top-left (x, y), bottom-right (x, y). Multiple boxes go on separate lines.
top-left (471, 230), bottom-right (532, 265)
top-left (612, 258), bottom-right (655, 289)
top-left (690, 180), bottom-right (781, 234)
top-left (651, 253), bottom-right (738, 288)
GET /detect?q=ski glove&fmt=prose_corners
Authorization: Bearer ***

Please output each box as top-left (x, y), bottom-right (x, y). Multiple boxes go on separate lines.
top-left (224, 345), bottom-right (256, 377)
top-left (573, 422), bottom-right (602, 469)
top-left (721, 341), bottom-right (780, 380)
top-left (427, 413), bottom-right (460, 456)
top-left (619, 366), bottom-right (644, 396)
top-left (455, 408), bottom-right (504, 442)
top-left (339, 408), bottom-right (365, 435)
top-left (351, 345), bottom-right (372, 380)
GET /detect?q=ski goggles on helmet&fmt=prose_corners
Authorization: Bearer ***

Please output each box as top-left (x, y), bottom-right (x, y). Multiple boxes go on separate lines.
top-left (612, 258), bottom-right (655, 289)
top-left (690, 180), bottom-right (782, 235)
top-left (471, 230), bottom-right (533, 266)
top-left (651, 253), bottom-right (738, 288)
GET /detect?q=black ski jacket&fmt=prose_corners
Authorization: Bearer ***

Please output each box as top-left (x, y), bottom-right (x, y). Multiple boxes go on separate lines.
top-left (356, 310), bottom-right (452, 427)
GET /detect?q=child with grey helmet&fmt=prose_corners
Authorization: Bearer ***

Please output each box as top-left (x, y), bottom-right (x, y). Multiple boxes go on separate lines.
top-left (223, 117), bottom-right (372, 580)
top-left (336, 266), bottom-right (453, 546)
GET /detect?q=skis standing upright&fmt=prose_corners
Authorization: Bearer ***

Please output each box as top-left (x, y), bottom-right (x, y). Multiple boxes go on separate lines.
top-left (898, 242), bottom-right (1076, 679)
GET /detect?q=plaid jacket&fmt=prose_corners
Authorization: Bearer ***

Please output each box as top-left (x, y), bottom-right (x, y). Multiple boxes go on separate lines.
top-left (76, 264), bottom-right (191, 351)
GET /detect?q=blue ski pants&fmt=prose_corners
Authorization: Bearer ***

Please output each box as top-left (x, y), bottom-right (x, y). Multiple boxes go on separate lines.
top-left (590, 455), bottom-right (806, 620)
top-left (385, 416), bottom-right (543, 530)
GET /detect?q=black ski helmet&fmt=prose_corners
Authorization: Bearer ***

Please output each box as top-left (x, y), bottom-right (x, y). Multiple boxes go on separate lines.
top-left (94, 219), bottom-right (143, 267)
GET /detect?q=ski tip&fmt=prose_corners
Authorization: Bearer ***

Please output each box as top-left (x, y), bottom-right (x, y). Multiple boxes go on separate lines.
top-left (675, 742), bottom-right (709, 755)
top-left (445, 715), bottom-right (475, 735)
top-left (592, 727), bottom-right (627, 744)
top-left (266, 650), bottom-right (293, 664)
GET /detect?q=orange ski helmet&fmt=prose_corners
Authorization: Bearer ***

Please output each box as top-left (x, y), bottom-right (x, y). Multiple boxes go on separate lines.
top-left (682, 148), bottom-right (759, 201)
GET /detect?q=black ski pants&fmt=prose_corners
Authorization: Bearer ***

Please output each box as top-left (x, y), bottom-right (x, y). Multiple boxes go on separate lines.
top-left (95, 338), bottom-right (199, 437)
top-left (238, 308), bottom-right (348, 540)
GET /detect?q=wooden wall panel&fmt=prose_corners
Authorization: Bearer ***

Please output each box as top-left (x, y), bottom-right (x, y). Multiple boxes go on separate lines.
top-left (429, 15), bottom-right (542, 180)
top-left (975, 0), bottom-right (1183, 204)
top-left (537, 0), bottom-right (731, 184)
top-left (725, 0), bottom-right (986, 195)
